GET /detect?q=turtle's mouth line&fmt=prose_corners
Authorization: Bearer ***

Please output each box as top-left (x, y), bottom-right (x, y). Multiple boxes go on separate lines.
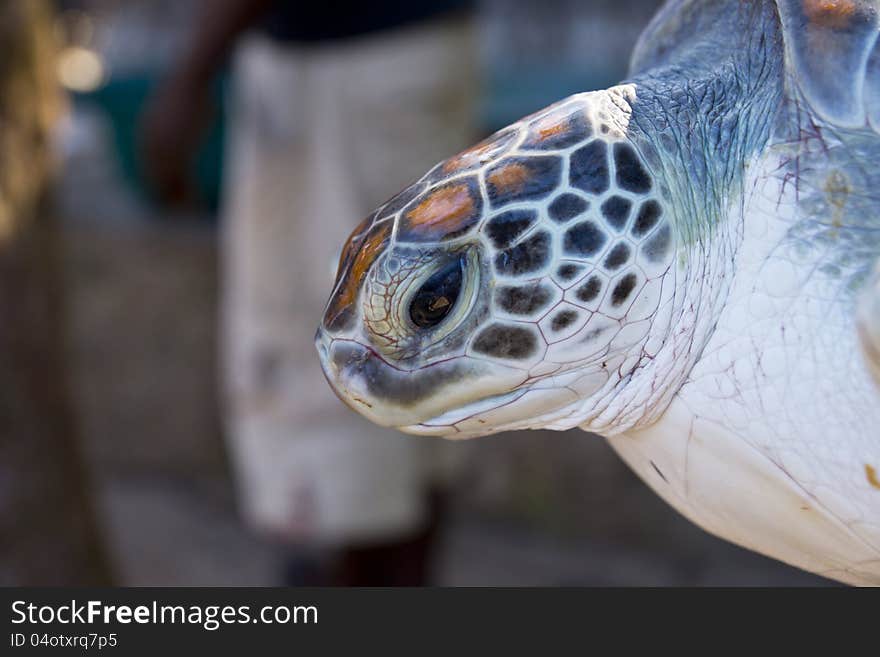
top-left (317, 328), bottom-right (536, 432)
top-left (398, 387), bottom-right (527, 436)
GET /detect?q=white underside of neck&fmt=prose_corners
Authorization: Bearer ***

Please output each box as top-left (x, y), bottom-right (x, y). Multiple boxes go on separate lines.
top-left (604, 148), bottom-right (880, 584)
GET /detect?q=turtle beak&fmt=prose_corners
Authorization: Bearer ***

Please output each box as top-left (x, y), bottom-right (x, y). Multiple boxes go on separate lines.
top-left (314, 330), bottom-right (399, 426)
top-left (314, 328), bottom-right (332, 371)
top-left (314, 328), bottom-right (353, 411)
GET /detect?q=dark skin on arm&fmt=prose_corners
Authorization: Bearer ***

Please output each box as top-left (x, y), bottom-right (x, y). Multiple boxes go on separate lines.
top-left (139, 0), bottom-right (273, 206)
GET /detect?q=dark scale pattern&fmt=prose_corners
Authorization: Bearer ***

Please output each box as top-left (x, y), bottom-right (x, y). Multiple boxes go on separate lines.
top-left (486, 156), bottom-right (563, 208)
top-left (556, 263), bottom-right (584, 281)
top-left (548, 193), bottom-right (589, 223)
top-left (521, 104), bottom-right (593, 151)
top-left (550, 309), bottom-right (579, 332)
top-left (563, 221), bottom-right (607, 257)
top-left (603, 243), bottom-right (631, 270)
top-left (495, 282), bottom-right (554, 316)
top-left (494, 231), bottom-right (552, 275)
top-left (613, 142), bottom-right (652, 193)
top-left (610, 273), bottom-right (639, 307)
top-left (472, 323), bottom-right (538, 360)
top-left (642, 224), bottom-right (672, 262)
top-left (575, 275), bottom-right (602, 304)
top-left (632, 200), bottom-right (662, 236)
top-left (600, 196), bottom-right (632, 231)
top-left (484, 209), bottom-right (537, 249)
top-left (569, 141), bottom-right (609, 195)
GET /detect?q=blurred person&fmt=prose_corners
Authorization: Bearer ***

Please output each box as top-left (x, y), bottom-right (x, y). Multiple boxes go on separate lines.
top-left (141, 0), bottom-right (478, 585)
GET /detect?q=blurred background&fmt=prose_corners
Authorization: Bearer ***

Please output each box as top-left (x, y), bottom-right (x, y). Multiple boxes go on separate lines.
top-left (1, 0), bottom-right (832, 586)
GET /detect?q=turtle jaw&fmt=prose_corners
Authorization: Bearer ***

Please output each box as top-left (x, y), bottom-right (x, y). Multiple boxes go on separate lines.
top-left (396, 388), bottom-right (530, 439)
top-left (316, 328), bottom-right (602, 439)
top-left (315, 329), bottom-right (528, 432)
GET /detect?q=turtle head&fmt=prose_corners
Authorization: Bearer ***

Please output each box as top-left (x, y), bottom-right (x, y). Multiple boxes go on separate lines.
top-left (317, 89), bottom-right (676, 438)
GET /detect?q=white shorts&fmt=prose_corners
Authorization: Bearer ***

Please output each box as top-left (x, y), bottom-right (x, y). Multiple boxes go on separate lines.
top-left (221, 18), bottom-right (478, 546)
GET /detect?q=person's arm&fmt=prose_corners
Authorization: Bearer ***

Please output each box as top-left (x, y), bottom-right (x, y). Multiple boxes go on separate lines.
top-left (170, 0), bottom-right (274, 88)
top-left (140, 0), bottom-right (274, 206)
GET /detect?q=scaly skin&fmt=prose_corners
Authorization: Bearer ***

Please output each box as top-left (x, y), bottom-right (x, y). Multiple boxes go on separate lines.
top-left (316, 1), bottom-right (880, 583)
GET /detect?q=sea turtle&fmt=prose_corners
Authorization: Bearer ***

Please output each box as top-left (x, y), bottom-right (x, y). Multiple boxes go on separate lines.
top-left (315, 0), bottom-right (880, 585)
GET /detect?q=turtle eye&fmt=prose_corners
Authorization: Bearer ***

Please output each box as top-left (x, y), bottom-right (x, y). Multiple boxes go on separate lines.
top-left (409, 255), bottom-right (465, 329)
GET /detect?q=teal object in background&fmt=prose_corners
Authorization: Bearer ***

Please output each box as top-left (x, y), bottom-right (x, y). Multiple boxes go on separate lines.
top-left (76, 74), bottom-right (227, 216)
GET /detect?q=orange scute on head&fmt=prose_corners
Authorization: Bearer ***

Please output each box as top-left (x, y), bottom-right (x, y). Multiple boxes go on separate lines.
top-left (332, 214), bottom-right (374, 285)
top-left (398, 182), bottom-right (480, 241)
top-left (442, 129), bottom-right (516, 175)
top-left (444, 143), bottom-right (490, 174)
top-left (487, 161), bottom-right (531, 196)
top-left (534, 116), bottom-right (570, 142)
top-left (406, 183), bottom-right (473, 227)
top-left (803, 0), bottom-right (860, 29)
top-left (323, 220), bottom-right (392, 330)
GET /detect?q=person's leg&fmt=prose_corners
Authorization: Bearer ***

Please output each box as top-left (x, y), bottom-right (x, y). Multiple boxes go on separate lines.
top-left (221, 36), bottom-right (433, 584)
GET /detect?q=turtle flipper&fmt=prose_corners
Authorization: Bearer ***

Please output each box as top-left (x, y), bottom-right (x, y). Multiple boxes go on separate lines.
top-left (634, 2), bottom-right (880, 130)
top-left (776, 1), bottom-right (880, 129)
top-left (858, 262), bottom-right (880, 385)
